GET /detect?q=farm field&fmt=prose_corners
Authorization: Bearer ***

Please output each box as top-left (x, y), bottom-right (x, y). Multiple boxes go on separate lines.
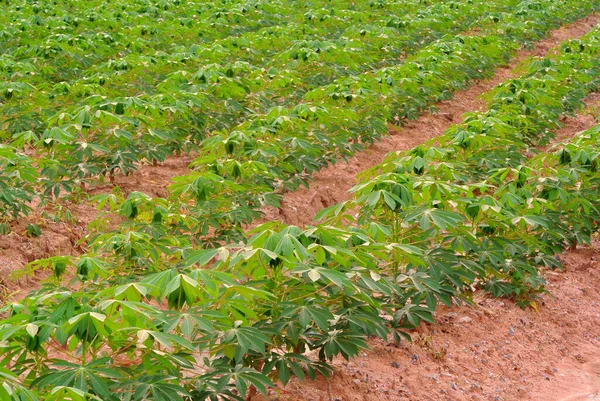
top-left (1, 0), bottom-right (600, 400)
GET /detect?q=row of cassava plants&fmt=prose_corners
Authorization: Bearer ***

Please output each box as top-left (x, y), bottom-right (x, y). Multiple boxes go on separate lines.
top-left (3, 25), bottom-right (600, 399)
top-left (0, 0), bottom-right (567, 225)
top-left (159, 0), bottom-right (600, 244)
top-left (0, 0), bottom-right (464, 142)
top-left (3, 118), bottom-right (600, 400)
top-left (0, 0), bottom-right (519, 220)
top-left (2, 0), bottom-right (518, 169)
top-left (0, 0), bottom-right (494, 103)
top-left (316, 26), bottom-right (600, 302)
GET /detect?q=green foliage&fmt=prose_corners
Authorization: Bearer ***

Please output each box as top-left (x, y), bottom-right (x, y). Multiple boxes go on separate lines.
top-left (2, 0), bottom-right (600, 400)
top-left (0, 145), bottom-right (37, 219)
top-left (25, 224), bottom-right (42, 238)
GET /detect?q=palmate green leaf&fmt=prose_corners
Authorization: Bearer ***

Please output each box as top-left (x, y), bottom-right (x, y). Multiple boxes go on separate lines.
top-left (274, 233), bottom-right (294, 256)
top-left (145, 331), bottom-right (194, 351)
top-left (203, 363), bottom-right (273, 399)
top-left (165, 273), bottom-right (204, 308)
top-left (141, 269), bottom-right (180, 297)
top-left (294, 264), bottom-right (353, 288)
top-left (393, 304), bottom-right (436, 328)
top-left (77, 256), bottom-right (110, 280)
top-left (183, 248), bottom-right (219, 267)
top-left (0, 366), bottom-right (38, 401)
top-left (318, 267), bottom-right (353, 288)
top-left (262, 352), bottom-right (320, 386)
top-left (46, 295), bottom-right (79, 324)
top-left (33, 358), bottom-right (123, 400)
top-left (46, 387), bottom-right (100, 401)
top-left (98, 298), bottom-right (163, 329)
top-left (222, 326), bottom-right (271, 361)
top-left (356, 271), bottom-right (394, 297)
top-left (131, 375), bottom-right (190, 401)
top-left (318, 329), bottom-right (368, 361)
top-left (404, 207), bottom-right (464, 231)
top-left (510, 215), bottom-right (549, 228)
top-left (314, 201), bottom-right (350, 221)
top-left (273, 232), bottom-right (311, 260)
top-left (147, 351), bottom-right (196, 373)
top-left (162, 308), bottom-right (216, 338)
top-left (308, 244), bottom-right (327, 265)
top-left (297, 305), bottom-right (334, 330)
top-left (225, 285), bottom-right (274, 302)
top-left (385, 242), bottom-right (425, 256)
top-left (383, 190), bottom-right (402, 211)
top-left (234, 366), bottom-right (273, 398)
top-left (113, 283), bottom-right (148, 302)
top-left (60, 311), bottom-right (116, 346)
top-left (428, 209), bottom-right (464, 230)
top-left (367, 222), bottom-right (392, 240)
top-left (277, 359), bottom-right (291, 386)
top-left (343, 309), bottom-right (390, 339)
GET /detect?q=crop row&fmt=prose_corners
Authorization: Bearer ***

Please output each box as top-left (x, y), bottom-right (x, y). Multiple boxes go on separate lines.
top-left (1, 0), bottom-right (456, 114)
top-left (316, 26), bottom-right (600, 302)
top-left (0, 0), bottom-right (523, 221)
top-left (1, 0), bottom-right (510, 131)
top-left (156, 0), bottom-right (600, 243)
top-left (2, 0), bottom-right (496, 140)
top-left (2, 24), bottom-right (600, 400)
top-left (0, 0), bottom-right (543, 223)
top-left (1, 0), bottom-right (596, 231)
top-left (3, 122), bottom-right (599, 399)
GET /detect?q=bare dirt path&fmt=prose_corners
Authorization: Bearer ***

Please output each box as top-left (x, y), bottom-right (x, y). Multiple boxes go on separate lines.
top-left (257, 15), bottom-right (600, 227)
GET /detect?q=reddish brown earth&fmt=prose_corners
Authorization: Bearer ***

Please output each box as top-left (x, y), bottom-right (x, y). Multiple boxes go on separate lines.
top-left (0, 156), bottom-right (195, 297)
top-left (1, 15), bottom-right (600, 401)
